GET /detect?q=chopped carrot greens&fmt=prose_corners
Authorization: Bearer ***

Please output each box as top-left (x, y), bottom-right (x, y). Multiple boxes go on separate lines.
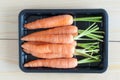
top-left (74, 22), bottom-right (104, 42)
top-left (78, 55), bottom-right (101, 64)
top-left (74, 16), bottom-right (102, 22)
top-left (74, 22), bottom-right (104, 64)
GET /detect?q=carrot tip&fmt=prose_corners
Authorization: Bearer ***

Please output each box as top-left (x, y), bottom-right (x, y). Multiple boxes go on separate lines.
top-left (24, 64), bottom-right (29, 67)
top-left (21, 38), bottom-right (24, 40)
top-left (21, 44), bottom-right (24, 48)
top-left (23, 49), bottom-right (30, 54)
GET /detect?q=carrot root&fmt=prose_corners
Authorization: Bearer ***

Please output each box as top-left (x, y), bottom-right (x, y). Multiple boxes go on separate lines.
top-left (24, 58), bottom-right (77, 68)
top-left (22, 42), bottom-right (75, 55)
top-left (24, 14), bottom-right (73, 29)
top-left (21, 34), bottom-right (74, 44)
top-left (25, 25), bottom-right (78, 36)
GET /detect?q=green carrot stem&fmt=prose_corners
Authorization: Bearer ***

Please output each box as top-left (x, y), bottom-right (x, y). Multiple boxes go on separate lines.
top-left (73, 17), bottom-right (103, 64)
top-left (74, 38), bottom-right (94, 40)
top-left (77, 42), bottom-right (99, 50)
top-left (74, 23), bottom-right (96, 40)
top-left (74, 17), bottom-right (102, 20)
top-left (75, 19), bottom-right (102, 22)
top-left (86, 34), bottom-right (103, 42)
top-left (78, 30), bottom-right (104, 34)
top-left (77, 57), bottom-right (101, 64)
top-left (74, 23), bottom-right (104, 42)
top-left (73, 17), bottom-right (102, 22)
top-left (75, 49), bottom-right (99, 59)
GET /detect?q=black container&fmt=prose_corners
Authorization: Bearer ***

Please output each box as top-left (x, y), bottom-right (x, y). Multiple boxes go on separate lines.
top-left (19, 9), bottom-right (108, 73)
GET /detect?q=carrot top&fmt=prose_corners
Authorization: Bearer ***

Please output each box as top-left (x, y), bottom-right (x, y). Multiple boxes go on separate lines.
top-left (74, 22), bottom-right (104, 64)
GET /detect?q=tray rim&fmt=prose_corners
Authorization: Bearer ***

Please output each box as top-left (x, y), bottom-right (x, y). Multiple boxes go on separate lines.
top-left (18, 9), bottom-right (108, 73)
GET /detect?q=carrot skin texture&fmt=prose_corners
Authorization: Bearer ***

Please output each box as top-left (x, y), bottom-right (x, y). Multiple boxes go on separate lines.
top-left (23, 49), bottom-right (73, 59)
top-left (24, 58), bottom-right (78, 68)
top-left (23, 49), bottom-right (30, 54)
top-left (26, 25), bottom-right (78, 36)
top-left (22, 42), bottom-right (75, 55)
top-left (21, 34), bottom-right (74, 43)
top-left (22, 41), bottom-right (76, 58)
top-left (24, 15), bottom-right (73, 29)
top-left (23, 41), bottom-right (77, 46)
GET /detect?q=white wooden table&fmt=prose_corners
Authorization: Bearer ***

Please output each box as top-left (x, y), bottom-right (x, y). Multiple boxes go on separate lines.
top-left (0, 0), bottom-right (120, 80)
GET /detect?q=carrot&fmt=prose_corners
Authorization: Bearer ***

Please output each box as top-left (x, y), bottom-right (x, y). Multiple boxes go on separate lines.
top-left (22, 42), bottom-right (75, 55)
top-left (25, 15), bottom-right (102, 30)
top-left (24, 58), bottom-right (77, 68)
top-left (24, 41), bottom-right (47, 45)
top-left (22, 41), bottom-right (76, 58)
top-left (23, 49), bottom-right (73, 59)
top-left (25, 25), bottom-right (78, 36)
top-left (21, 34), bottom-right (74, 43)
top-left (24, 41), bottom-right (77, 46)
top-left (23, 49), bottom-right (31, 54)
top-left (24, 15), bottom-right (73, 29)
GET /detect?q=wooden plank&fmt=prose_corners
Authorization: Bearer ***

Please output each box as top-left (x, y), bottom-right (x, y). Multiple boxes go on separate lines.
top-left (0, 0), bottom-right (120, 80)
top-left (0, 40), bottom-right (18, 72)
top-left (0, 0), bottom-right (120, 41)
top-left (0, 40), bottom-right (119, 80)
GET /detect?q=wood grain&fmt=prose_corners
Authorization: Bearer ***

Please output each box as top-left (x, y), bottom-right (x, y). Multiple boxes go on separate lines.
top-left (0, 0), bottom-right (120, 80)
top-left (0, 0), bottom-right (119, 41)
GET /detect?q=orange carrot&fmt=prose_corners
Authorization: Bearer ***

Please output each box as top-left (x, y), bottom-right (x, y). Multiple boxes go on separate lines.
top-left (23, 49), bottom-right (31, 54)
top-left (23, 49), bottom-right (73, 59)
top-left (23, 41), bottom-right (76, 58)
top-left (21, 34), bottom-right (74, 43)
top-left (24, 15), bottom-right (73, 29)
top-left (24, 58), bottom-right (77, 68)
top-left (22, 42), bottom-right (75, 55)
top-left (25, 25), bottom-right (78, 36)
top-left (24, 41), bottom-right (77, 46)
top-left (24, 41), bottom-right (47, 45)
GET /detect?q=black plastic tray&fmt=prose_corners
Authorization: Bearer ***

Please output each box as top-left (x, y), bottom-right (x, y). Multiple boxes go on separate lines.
top-left (19, 9), bottom-right (108, 73)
